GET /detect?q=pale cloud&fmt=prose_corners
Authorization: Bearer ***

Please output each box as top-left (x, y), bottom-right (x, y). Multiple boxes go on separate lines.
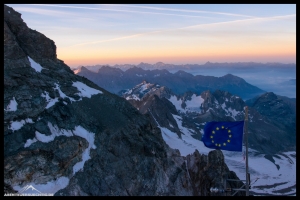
top-left (69, 14), bottom-right (295, 47)
top-left (30, 4), bottom-right (217, 19)
top-left (176, 14), bottom-right (295, 30)
top-left (69, 31), bottom-right (162, 47)
top-left (13, 7), bottom-right (76, 17)
top-left (102, 4), bottom-right (256, 18)
top-left (13, 6), bottom-right (99, 24)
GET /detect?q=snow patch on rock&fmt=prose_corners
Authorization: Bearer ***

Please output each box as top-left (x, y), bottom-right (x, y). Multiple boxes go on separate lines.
top-left (24, 122), bottom-right (96, 175)
top-left (168, 95), bottom-right (184, 113)
top-left (28, 56), bottom-right (44, 72)
top-left (126, 94), bottom-right (140, 101)
top-left (72, 81), bottom-right (102, 98)
top-left (5, 97), bottom-right (18, 111)
top-left (9, 118), bottom-right (34, 131)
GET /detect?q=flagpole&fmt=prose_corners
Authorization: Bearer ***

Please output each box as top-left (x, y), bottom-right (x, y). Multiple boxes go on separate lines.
top-left (244, 106), bottom-right (249, 196)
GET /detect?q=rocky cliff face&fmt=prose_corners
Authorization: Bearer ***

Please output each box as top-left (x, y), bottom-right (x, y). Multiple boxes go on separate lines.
top-left (4, 5), bottom-right (243, 196)
top-left (186, 150), bottom-right (244, 196)
top-left (246, 92), bottom-right (295, 132)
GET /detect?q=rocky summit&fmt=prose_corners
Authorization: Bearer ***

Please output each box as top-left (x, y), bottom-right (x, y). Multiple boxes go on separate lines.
top-left (4, 5), bottom-right (245, 196)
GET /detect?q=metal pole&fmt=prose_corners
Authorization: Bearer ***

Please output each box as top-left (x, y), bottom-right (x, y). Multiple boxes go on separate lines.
top-left (232, 184), bottom-right (245, 196)
top-left (244, 106), bottom-right (249, 196)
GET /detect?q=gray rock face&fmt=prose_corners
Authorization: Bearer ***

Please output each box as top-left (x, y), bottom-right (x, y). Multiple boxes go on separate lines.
top-left (247, 92), bottom-right (295, 131)
top-left (4, 5), bottom-right (56, 60)
top-left (186, 150), bottom-right (245, 196)
top-left (4, 5), bottom-right (241, 196)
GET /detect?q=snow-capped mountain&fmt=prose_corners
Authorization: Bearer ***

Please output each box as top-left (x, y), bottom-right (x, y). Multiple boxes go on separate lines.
top-left (122, 81), bottom-right (296, 196)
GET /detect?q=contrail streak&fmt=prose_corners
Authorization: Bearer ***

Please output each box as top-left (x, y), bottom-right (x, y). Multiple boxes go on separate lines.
top-left (69, 14), bottom-right (295, 47)
top-left (102, 4), bottom-right (256, 18)
top-left (30, 4), bottom-right (216, 19)
top-left (176, 14), bottom-right (296, 30)
top-left (70, 31), bottom-right (162, 47)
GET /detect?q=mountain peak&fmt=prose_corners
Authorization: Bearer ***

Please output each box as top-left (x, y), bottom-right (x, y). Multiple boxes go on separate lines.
top-left (4, 5), bottom-right (57, 61)
top-left (80, 66), bottom-right (89, 71)
top-left (223, 73), bottom-right (236, 77)
top-left (221, 74), bottom-right (242, 81)
top-left (155, 62), bottom-right (165, 66)
top-left (73, 66), bottom-right (90, 74)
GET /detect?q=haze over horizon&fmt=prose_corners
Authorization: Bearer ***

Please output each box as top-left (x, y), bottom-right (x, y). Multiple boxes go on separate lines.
top-left (6, 4), bottom-right (296, 68)
top-left (79, 60), bottom-right (296, 67)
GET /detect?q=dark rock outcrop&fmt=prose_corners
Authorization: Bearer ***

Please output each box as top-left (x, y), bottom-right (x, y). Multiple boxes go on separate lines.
top-left (186, 150), bottom-right (245, 196)
top-left (247, 92), bottom-right (295, 130)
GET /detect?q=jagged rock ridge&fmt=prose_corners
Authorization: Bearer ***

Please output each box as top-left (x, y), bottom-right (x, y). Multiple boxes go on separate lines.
top-left (4, 5), bottom-right (245, 196)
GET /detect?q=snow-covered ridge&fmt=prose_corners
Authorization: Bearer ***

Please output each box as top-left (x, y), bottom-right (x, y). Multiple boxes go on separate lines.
top-left (124, 81), bottom-right (160, 100)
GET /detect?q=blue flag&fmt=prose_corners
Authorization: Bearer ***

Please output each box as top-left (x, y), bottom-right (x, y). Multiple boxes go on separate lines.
top-left (202, 121), bottom-right (244, 152)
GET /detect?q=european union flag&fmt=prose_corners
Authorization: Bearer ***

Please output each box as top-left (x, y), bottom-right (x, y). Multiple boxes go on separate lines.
top-left (202, 121), bottom-right (244, 152)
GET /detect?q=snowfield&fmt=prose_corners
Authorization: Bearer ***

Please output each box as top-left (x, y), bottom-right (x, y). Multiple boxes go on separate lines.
top-left (168, 94), bottom-right (204, 114)
top-left (158, 114), bottom-right (296, 196)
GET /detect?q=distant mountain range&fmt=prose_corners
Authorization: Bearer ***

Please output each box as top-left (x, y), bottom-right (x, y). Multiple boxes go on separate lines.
top-left (279, 79), bottom-right (296, 86)
top-left (75, 66), bottom-right (265, 100)
top-left (73, 61), bottom-right (296, 72)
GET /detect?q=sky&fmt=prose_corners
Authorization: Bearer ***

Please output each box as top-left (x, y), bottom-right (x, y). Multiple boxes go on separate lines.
top-left (6, 4), bottom-right (296, 68)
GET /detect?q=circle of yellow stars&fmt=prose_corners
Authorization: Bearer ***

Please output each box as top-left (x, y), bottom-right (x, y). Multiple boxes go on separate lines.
top-left (209, 125), bottom-right (232, 147)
